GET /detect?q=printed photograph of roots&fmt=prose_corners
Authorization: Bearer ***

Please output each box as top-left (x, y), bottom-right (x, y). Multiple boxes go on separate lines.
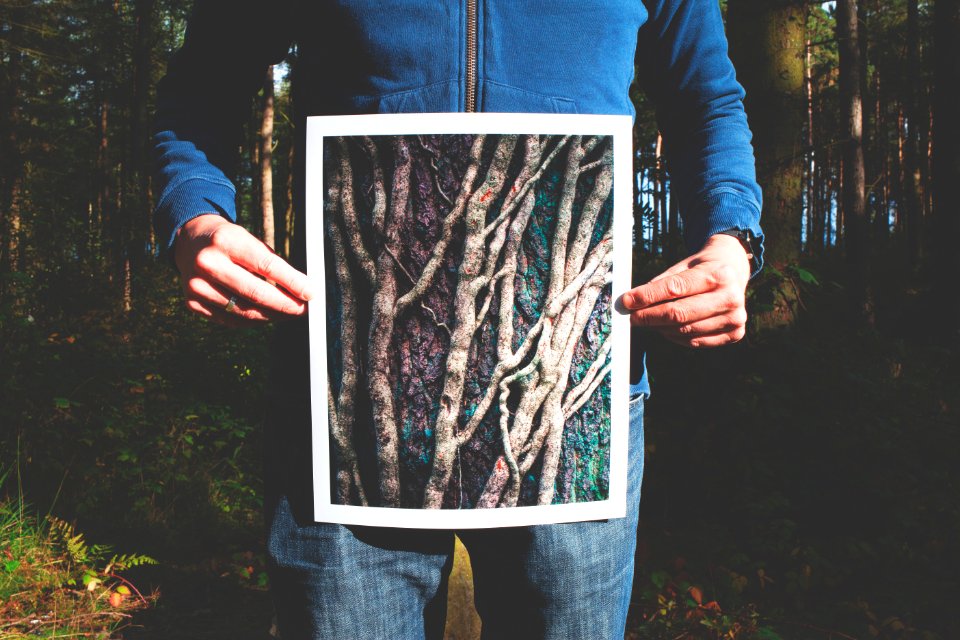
top-left (323, 133), bottom-right (614, 509)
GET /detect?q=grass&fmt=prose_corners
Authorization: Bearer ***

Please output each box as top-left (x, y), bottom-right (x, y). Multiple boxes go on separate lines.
top-left (0, 484), bottom-right (157, 640)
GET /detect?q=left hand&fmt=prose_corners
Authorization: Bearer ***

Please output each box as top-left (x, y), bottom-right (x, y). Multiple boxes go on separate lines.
top-left (620, 233), bottom-right (751, 348)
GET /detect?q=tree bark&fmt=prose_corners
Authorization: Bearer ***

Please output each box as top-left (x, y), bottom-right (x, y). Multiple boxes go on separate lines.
top-left (903, 0), bottom-right (922, 263)
top-left (727, 0), bottom-right (806, 266)
top-left (325, 134), bottom-right (614, 509)
top-left (96, 92), bottom-right (112, 278)
top-left (474, 139), bottom-right (614, 508)
top-left (260, 66), bottom-right (276, 249)
top-left (284, 142), bottom-right (295, 259)
top-left (422, 135), bottom-right (519, 509)
top-left (1, 26), bottom-right (22, 280)
top-left (805, 35), bottom-right (817, 254)
top-left (933, 0), bottom-right (960, 326)
top-left (838, 0), bottom-right (871, 320)
top-left (131, 0), bottom-right (156, 256)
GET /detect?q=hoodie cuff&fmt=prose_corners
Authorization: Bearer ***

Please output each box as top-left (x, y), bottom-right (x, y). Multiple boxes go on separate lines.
top-left (682, 189), bottom-right (765, 278)
top-left (153, 177), bottom-right (238, 255)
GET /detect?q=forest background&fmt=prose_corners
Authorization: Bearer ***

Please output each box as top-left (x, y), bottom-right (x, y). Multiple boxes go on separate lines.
top-left (1, 1), bottom-right (958, 639)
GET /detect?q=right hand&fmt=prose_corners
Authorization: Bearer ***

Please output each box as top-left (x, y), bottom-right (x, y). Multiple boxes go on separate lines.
top-left (173, 214), bottom-right (316, 326)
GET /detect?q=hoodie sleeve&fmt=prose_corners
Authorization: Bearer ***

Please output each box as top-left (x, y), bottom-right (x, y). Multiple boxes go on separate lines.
top-left (638, 0), bottom-right (764, 275)
top-left (152, 0), bottom-right (295, 254)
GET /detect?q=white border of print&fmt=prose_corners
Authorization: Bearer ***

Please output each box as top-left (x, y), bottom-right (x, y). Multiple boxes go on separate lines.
top-left (305, 113), bottom-right (633, 528)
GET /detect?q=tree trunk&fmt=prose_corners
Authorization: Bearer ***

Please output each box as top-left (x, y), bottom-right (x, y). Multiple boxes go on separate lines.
top-left (903, 0), bottom-right (922, 263)
top-left (96, 93), bottom-right (112, 279)
top-left (805, 35), bottom-right (816, 254)
top-left (874, 68), bottom-right (889, 242)
top-left (933, 0), bottom-right (960, 326)
top-left (284, 141), bottom-right (295, 259)
top-left (260, 66), bottom-right (276, 249)
top-left (131, 0), bottom-right (156, 253)
top-left (655, 133), bottom-right (665, 254)
top-left (5, 180), bottom-right (22, 277)
top-left (897, 105), bottom-right (906, 234)
top-left (727, 0), bottom-right (806, 266)
top-left (838, 0), bottom-right (872, 321)
top-left (2, 35), bottom-right (23, 280)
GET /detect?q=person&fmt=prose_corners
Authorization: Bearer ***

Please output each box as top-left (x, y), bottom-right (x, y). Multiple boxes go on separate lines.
top-left (153, 1), bottom-right (763, 637)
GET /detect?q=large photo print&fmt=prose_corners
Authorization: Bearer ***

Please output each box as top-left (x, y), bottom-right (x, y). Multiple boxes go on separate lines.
top-left (306, 114), bottom-right (632, 528)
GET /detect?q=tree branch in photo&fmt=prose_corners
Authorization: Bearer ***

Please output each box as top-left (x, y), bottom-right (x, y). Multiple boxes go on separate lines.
top-left (422, 134), bottom-right (520, 509)
top-left (336, 137), bottom-right (376, 285)
top-left (365, 136), bottom-right (411, 507)
top-left (325, 170), bottom-right (367, 506)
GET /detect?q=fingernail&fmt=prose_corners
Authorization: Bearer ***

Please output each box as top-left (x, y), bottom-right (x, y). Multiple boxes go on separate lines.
top-left (621, 293), bottom-right (633, 308)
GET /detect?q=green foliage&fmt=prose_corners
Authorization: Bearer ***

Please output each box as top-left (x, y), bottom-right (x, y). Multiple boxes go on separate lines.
top-left (0, 493), bottom-right (156, 638)
top-left (0, 262), bottom-right (269, 552)
top-left (746, 262), bottom-right (823, 329)
top-left (47, 516), bottom-right (158, 578)
top-left (630, 559), bottom-right (781, 639)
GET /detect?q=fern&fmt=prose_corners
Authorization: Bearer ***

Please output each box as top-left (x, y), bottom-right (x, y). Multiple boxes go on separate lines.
top-left (46, 518), bottom-right (153, 572)
top-left (105, 553), bottom-right (158, 574)
top-left (47, 517), bottom-right (92, 565)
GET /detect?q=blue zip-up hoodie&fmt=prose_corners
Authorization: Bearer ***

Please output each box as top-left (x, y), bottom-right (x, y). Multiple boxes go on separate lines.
top-left (152, 0), bottom-right (763, 396)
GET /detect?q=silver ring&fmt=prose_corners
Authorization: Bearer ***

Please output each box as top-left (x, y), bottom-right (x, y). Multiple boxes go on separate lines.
top-left (224, 296), bottom-right (238, 313)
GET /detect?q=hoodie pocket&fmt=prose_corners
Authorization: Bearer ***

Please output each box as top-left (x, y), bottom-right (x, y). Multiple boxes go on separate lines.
top-left (481, 80), bottom-right (578, 114)
top-left (370, 79), bottom-right (579, 114)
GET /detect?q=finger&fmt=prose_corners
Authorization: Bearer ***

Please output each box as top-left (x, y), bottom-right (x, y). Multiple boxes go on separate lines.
top-left (184, 298), bottom-right (214, 318)
top-left (622, 265), bottom-right (728, 311)
top-left (616, 259), bottom-right (691, 312)
top-left (661, 307), bottom-right (748, 337)
top-left (212, 226), bottom-right (317, 301)
top-left (661, 326), bottom-right (746, 349)
top-left (629, 289), bottom-right (743, 328)
top-left (195, 251), bottom-right (308, 316)
top-left (185, 298), bottom-right (263, 328)
top-left (185, 277), bottom-right (278, 323)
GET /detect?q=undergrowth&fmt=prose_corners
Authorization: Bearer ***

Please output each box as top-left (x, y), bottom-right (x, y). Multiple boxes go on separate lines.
top-left (1, 256), bottom-right (957, 638)
top-left (0, 491), bottom-right (157, 639)
top-left (631, 258), bottom-right (959, 639)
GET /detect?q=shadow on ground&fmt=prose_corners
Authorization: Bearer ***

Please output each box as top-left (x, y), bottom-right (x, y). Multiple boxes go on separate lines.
top-left (122, 563), bottom-right (275, 640)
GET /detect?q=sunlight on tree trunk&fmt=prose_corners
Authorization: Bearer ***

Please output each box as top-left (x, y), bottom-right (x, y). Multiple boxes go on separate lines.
top-left (728, 0), bottom-right (806, 266)
top-left (260, 66), bottom-right (276, 249)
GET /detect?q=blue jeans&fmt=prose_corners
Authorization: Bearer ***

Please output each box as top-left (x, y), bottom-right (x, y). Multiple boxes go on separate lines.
top-left (263, 392), bottom-right (645, 639)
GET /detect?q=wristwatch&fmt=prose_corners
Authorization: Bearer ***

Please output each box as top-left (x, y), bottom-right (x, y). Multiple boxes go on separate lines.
top-left (715, 228), bottom-right (758, 273)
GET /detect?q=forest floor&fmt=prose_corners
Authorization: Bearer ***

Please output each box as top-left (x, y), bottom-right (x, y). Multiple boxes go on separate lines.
top-left (1, 256), bottom-right (957, 639)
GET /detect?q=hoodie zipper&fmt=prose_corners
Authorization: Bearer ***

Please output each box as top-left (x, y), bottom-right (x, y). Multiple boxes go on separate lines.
top-left (465, 0), bottom-right (478, 112)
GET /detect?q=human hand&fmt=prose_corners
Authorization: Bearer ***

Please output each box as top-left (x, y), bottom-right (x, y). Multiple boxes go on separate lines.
top-left (620, 233), bottom-right (751, 348)
top-left (173, 214), bottom-right (316, 326)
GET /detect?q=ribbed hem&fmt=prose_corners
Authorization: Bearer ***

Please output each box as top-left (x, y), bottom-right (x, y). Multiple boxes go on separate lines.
top-left (153, 177), bottom-right (238, 256)
top-left (682, 189), bottom-right (765, 278)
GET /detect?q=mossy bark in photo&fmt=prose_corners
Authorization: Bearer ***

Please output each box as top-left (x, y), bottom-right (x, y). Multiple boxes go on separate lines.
top-left (323, 134), bottom-right (614, 509)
